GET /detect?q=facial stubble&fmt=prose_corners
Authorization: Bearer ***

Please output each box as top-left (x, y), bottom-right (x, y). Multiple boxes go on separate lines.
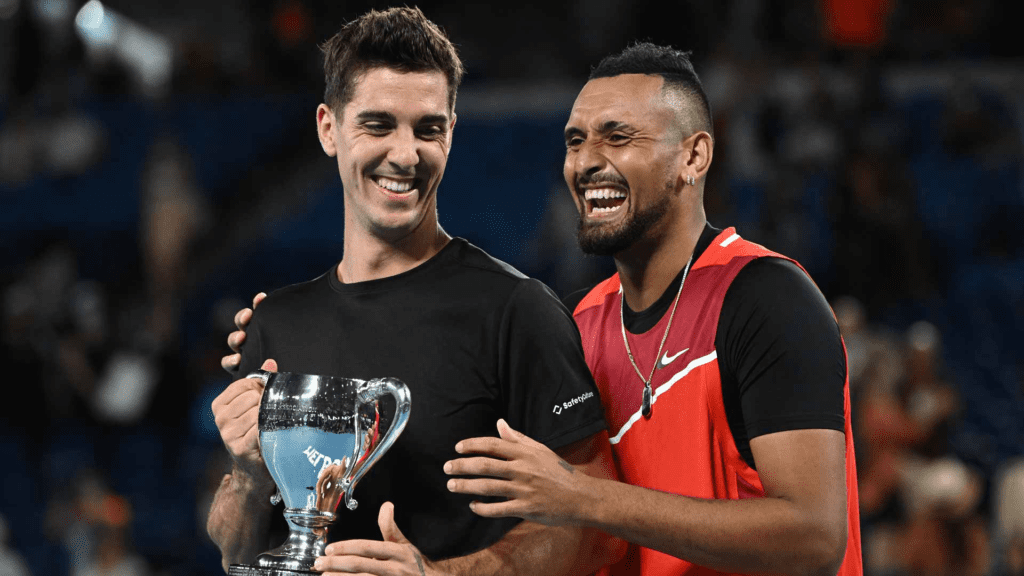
top-left (576, 185), bottom-right (673, 256)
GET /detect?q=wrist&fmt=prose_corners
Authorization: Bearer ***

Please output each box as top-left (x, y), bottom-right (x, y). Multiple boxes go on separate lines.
top-left (229, 464), bottom-right (277, 506)
top-left (421, 555), bottom-right (443, 576)
top-left (574, 473), bottom-right (615, 529)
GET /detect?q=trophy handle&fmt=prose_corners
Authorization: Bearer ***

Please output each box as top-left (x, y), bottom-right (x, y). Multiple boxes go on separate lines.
top-left (343, 377), bottom-right (411, 510)
top-left (246, 369), bottom-right (273, 384)
top-left (245, 369), bottom-right (283, 506)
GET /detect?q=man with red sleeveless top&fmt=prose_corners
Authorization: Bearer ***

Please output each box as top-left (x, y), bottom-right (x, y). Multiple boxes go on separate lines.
top-left (445, 43), bottom-right (863, 576)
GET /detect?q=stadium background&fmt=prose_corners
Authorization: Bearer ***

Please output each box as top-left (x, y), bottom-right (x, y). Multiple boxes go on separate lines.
top-left (1, 0), bottom-right (1022, 574)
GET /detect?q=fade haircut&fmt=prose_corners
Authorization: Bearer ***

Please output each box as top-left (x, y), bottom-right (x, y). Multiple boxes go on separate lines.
top-left (321, 6), bottom-right (465, 114)
top-left (590, 42), bottom-right (713, 139)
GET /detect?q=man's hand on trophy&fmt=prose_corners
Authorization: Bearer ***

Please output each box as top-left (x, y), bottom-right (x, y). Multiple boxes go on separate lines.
top-left (212, 357), bottom-right (277, 487)
top-left (444, 419), bottom-right (592, 527)
top-left (313, 501), bottom-right (433, 576)
top-left (315, 457), bottom-right (351, 514)
top-left (221, 292), bottom-right (266, 373)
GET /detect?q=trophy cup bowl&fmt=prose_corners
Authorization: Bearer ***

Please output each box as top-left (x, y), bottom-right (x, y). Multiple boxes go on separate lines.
top-left (228, 371), bottom-right (411, 576)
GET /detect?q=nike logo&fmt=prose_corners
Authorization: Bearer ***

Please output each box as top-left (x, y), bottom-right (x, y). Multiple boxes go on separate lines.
top-left (611, 350), bottom-right (719, 444)
top-left (658, 348), bottom-right (688, 369)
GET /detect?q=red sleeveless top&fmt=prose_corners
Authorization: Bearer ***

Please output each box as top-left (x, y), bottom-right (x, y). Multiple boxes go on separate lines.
top-left (573, 228), bottom-right (862, 576)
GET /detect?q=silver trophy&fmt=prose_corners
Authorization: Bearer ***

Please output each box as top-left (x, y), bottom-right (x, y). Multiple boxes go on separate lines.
top-left (229, 370), bottom-right (411, 576)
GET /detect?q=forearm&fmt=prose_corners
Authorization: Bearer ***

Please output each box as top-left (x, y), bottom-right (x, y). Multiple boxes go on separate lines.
top-left (580, 477), bottom-right (844, 576)
top-left (434, 520), bottom-right (617, 576)
top-left (206, 468), bottom-right (277, 573)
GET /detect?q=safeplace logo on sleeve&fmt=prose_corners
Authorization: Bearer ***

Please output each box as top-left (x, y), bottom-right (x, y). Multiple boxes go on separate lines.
top-left (553, 391), bottom-right (595, 415)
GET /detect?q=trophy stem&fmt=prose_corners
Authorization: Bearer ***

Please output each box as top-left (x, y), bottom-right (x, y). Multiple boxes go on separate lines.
top-left (249, 508), bottom-right (334, 573)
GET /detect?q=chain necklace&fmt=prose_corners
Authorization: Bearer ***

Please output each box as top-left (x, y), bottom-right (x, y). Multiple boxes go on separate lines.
top-left (620, 255), bottom-right (693, 419)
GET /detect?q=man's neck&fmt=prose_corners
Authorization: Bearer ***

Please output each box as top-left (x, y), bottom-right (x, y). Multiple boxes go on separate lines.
top-left (338, 223), bottom-right (451, 284)
top-left (615, 214), bottom-right (705, 312)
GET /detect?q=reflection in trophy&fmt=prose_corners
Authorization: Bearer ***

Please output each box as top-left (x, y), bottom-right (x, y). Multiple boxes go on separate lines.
top-left (228, 371), bottom-right (411, 576)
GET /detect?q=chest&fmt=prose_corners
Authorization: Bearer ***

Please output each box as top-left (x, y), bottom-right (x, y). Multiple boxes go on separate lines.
top-left (257, 296), bottom-right (507, 467)
top-left (583, 285), bottom-right (721, 437)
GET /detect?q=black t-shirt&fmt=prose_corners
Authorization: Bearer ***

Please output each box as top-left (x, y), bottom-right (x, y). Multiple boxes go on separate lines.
top-left (237, 238), bottom-right (606, 560)
top-left (563, 224), bottom-right (846, 469)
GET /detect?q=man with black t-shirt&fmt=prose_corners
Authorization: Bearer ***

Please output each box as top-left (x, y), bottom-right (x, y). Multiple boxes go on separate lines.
top-left (207, 8), bottom-right (622, 576)
top-left (445, 44), bottom-right (864, 575)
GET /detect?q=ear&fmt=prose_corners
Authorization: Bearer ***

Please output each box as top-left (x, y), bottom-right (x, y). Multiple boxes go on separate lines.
top-left (317, 104), bottom-right (338, 157)
top-left (446, 113), bottom-right (457, 155)
top-left (681, 131), bottom-right (714, 185)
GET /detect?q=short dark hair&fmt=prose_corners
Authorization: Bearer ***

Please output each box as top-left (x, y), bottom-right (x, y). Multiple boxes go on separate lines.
top-left (590, 42), bottom-right (713, 138)
top-left (321, 7), bottom-right (465, 113)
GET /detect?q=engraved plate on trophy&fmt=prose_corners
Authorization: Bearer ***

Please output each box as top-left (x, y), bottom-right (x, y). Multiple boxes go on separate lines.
top-left (228, 371), bottom-right (411, 576)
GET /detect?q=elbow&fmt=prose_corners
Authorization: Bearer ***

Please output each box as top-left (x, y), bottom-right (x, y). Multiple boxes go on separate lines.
top-left (206, 517), bottom-right (231, 574)
top-left (799, 520), bottom-right (847, 576)
top-left (579, 528), bottom-right (627, 573)
top-left (207, 517), bottom-right (238, 575)
top-left (609, 535), bottom-right (628, 566)
top-left (206, 502), bottom-right (224, 551)
top-left (598, 533), bottom-right (628, 568)
top-left (807, 546), bottom-right (846, 576)
top-left (205, 480), bottom-right (232, 573)
top-left (206, 512), bottom-right (221, 551)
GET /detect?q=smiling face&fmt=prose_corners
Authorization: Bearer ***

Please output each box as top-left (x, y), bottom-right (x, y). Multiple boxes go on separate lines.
top-left (563, 74), bottom-right (690, 256)
top-left (318, 67), bottom-right (455, 245)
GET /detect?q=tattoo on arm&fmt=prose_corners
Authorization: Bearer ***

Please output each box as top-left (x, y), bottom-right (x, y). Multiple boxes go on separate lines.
top-left (558, 460), bottom-right (574, 474)
top-left (414, 550), bottom-right (426, 576)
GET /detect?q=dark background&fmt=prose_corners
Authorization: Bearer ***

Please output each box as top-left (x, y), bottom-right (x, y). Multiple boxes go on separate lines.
top-left (1, 0), bottom-right (1023, 574)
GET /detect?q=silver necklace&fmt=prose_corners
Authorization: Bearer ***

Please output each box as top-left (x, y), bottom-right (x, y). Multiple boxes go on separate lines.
top-left (620, 255), bottom-right (693, 419)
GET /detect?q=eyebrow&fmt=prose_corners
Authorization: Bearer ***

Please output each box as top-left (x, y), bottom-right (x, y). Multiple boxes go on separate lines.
top-left (417, 114), bottom-right (450, 126)
top-left (596, 120), bottom-right (631, 133)
top-left (355, 110), bottom-right (396, 124)
top-left (564, 120), bottom-right (632, 142)
top-left (564, 126), bottom-right (585, 141)
top-left (354, 111), bottom-right (450, 126)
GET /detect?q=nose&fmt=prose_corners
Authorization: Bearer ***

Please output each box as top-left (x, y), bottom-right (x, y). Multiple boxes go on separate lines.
top-left (386, 129), bottom-right (419, 172)
top-left (573, 141), bottom-right (606, 181)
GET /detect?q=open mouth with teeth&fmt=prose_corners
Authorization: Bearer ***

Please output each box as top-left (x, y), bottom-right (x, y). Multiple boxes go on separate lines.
top-left (584, 187), bottom-right (628, 217)
top-left (372, 175), bottom-right (420, 197)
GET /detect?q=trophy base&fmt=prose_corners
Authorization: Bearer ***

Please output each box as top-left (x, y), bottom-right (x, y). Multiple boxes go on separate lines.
top-left (228, 565), bottom-right (317, 576)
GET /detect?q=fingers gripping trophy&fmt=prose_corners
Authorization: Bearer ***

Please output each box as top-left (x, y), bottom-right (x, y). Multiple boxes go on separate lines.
top-left (229, 370), bottom-right (411, 575)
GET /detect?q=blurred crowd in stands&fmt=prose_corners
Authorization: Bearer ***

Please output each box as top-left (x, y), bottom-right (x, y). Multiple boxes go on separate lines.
top-left (1, 0), bottom-right (1023, 575)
